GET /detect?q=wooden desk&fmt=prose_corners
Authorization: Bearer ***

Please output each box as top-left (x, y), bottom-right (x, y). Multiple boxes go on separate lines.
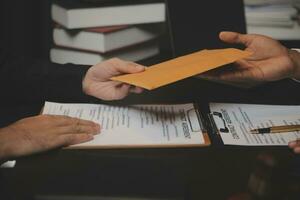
top-left (1, 77), bottom-right (300, 200)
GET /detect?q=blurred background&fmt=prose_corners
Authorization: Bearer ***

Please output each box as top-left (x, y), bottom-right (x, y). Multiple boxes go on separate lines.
top-left (1, 0), bottom-right (300, 61)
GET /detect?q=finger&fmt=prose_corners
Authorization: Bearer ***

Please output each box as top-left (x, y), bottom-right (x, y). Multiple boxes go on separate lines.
top-left (235, 60), bottom-right (256, 69)
top-left (130, 86), bottom-right (144, 94)
top-left (108, 58), bottom-right (145, 75)
top-left (218, 67), bottom-right (264, 83)
top-left (198, 69), bottom-right (223, 79)
top-left (43, 115), bottom-right (99, 127)
top-left (219, 31), bottom-right (255, 47)
top-left (197, 74), bottom-right (222, 82)
top-left (294, 147), bottom-right (300, 154)
top-left (60, 123), bottom-right (101, 135)
top-left (219, 71), bottom-right (248, 82)
top-left (289, 140), bottom-right (300, 148)
top-left (111, 84), bottom-right (131, 100)
top-left (89, 81), bottom-right (131, 101)
top-left (56, 134), bottom-right (95, 147)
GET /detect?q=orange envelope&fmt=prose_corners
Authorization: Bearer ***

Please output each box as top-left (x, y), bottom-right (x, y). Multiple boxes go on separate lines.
top-left (111, 48), bottom-right (252, 90)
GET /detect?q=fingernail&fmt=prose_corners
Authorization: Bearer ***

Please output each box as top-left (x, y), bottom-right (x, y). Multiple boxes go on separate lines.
top-left (289, 141), bottom-right (296, 147)
top-left (92, 131), bottom-right (100, 135)
top-left (93, 122), bottom-right (100, 127)
top-left (135, 65), bottom-right (145, 71)
top-left (94, 125), bottom-right (101, 133)
top-left (87, 134), bottom-right (94, 139)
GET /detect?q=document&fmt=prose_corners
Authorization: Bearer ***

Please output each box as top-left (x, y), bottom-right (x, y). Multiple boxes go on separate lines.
top-left (111, 48), bottom-right (252, 90)
top-left (43, 102), bottom-right (209, 148)
top-left (210, 103), bottom-right (300, 146)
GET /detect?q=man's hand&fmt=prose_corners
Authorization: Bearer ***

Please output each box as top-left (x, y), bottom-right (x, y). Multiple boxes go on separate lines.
top-left (289, 140), bottom-right (300, 154)
top-left (82, 58), bottom-right (145, 101)
top-left (0, 115), bottom-right (100, 160)
top-left (201, 32), bottom-right (299, 87)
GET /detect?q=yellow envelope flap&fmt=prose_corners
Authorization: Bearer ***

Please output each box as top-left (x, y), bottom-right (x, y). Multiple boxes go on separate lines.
top-left (111, 48), bottom-right (252, 90)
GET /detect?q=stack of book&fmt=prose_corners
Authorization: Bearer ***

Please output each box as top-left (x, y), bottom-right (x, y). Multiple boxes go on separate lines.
top-left (245, 0), bottom-right (297, 28)
top-left (50, 0), bottom-right (166, 65)
top-left (244, 0), bottom-right (293, 6)
top-left (245, 0), bottom-right (300, 40)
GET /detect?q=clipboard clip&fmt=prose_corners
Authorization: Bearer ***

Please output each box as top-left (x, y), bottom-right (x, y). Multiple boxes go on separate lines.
top-left (187, 108), bottom-right (206, 133)
top-left (209, 112), bottom-right (229, 133)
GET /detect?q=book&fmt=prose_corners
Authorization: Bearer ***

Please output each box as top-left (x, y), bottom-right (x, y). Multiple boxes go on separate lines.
top-left (247, 23), bottom-right (300, 40)
top-left (50, 41), bottom-right (159, 65)
top-left (246, 20), bottom-right (295, 28)
top-left (244, 0), bottom-right (292, 6)
top-left (53, 24), bottom-right (162, 53)
top-left (51, 0), bottom-right (166, 29)
top-left (42, 102), bottom-right (210, 149)
top-left (245, 4), bottom-right (297, 28)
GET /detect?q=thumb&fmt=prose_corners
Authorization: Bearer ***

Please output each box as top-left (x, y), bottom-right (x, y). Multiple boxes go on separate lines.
top-left (109, 58), bottom-right (145, 76)
top-left (219, 31), bottom-right (254, 47)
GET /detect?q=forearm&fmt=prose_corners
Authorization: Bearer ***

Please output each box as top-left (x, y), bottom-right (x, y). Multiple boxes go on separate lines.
top-left (0, 50), bottom-right (99, 104)
top-left (0, 53), bottom-right (46, 104)
top-left (44, 62), bottom-right (98, 103)
top-left (288, 49), bottom-right (300, 80)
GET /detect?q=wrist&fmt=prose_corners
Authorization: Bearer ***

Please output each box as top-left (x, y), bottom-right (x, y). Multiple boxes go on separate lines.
top-left (81, 64), bottom-right (95, 96)
top-left (82, 73), bottom-right (92, 96)
top-left (288, 49), bottom-right (300, 80)
top-left (0, 128), bottom-right (13, 160)
top-left (82, 73), bottom-right (88, 94)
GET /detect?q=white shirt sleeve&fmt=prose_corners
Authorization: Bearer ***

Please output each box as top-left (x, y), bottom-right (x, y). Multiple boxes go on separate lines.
top-left (0, 160), bottom-right (16, 168)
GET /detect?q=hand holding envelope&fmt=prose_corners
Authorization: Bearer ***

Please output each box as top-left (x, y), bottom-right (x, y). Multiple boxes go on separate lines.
top-left (111, 48), bottom-right (252, 90)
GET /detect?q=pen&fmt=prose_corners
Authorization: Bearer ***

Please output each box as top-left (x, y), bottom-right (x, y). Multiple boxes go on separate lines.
top-left (250, 125), bottom-right (300, 134)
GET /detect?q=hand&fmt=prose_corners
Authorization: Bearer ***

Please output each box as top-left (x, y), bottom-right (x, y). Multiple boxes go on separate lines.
top-left (82, 58), bottom-right (145, 101)
top-left (289, 140), bottom-right (300, 154)
top-left (201, 32), bottom-right (299, 87)
top-left (0, 115), bottom-right (100, 160)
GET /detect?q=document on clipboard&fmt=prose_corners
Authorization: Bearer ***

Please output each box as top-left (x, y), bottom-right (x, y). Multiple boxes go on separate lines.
top-left (209, 103), bottom-right (300, 146)
top-left (43, 102), bottom-right (210, 149)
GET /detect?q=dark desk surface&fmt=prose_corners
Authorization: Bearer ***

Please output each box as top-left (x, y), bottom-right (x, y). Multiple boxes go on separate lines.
top-left (2, 77), bottom-right (300, 200)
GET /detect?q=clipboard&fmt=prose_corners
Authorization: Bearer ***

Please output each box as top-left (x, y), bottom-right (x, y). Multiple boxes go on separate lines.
top-left (42, 102), bottom-right (211, 149)
top-left (43, 101), bottom-right (300, 148)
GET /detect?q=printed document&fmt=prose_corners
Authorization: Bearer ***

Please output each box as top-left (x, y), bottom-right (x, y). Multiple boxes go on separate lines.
top-left (210, 103), bottom-right (300, 146)
top-left (43, 102), bottom-right (205, 148)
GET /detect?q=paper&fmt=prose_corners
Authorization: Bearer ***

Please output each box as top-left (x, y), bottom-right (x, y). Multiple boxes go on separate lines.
top-left (210, 103), bottom-right (300, 146)
top-left (0, 160), bottom-right (16, 168)
top-left (111, 48), bottom-right (252, 90)
top-left (43, 102), bottom-right (207, 148)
